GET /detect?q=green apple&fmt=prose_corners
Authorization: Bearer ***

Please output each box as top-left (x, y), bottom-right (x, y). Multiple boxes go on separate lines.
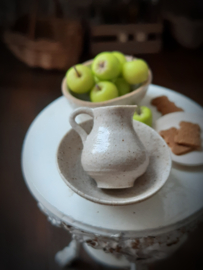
top-left (112, 51), bottom-right (126, 74)
top-left (114, 77), bottom-right (130, 96)
top-left (92, 52), bottom-right (120, 80)
top-left (112, 51), bottom-right (126, 65)
top-left (122, 59), bottom-right (149, 84)
top-left (90, 81), bottom-right (118, 102)
top-left (133, 106), bottom-right (152, 126)
top-left (94, 75), bottom-right (100, 83)
top-left (66, 64), bottom-right (94, 94)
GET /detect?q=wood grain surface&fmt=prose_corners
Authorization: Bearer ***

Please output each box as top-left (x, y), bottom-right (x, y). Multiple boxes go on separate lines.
top-left (0, 39), bottom-right (203, 270)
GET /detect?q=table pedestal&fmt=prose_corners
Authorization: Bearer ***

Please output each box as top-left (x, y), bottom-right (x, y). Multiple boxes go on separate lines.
top-left (55, 240), bottom-right (80, 267)
top-left (84, 243), bottom-right (131, 268)
top-left (84, 244), bottom-right (149, 269)
top-left (39, 199), bottom-right (202, 269)
top-left (55, 238), bottom-right (148, 270)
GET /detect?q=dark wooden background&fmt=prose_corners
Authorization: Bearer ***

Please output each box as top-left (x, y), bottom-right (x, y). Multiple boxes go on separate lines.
top-left (0, 36), bottom-right (203, 270)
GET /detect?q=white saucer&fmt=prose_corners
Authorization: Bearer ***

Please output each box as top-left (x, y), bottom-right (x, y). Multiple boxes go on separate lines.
top-left (155, 112), bottom-right (203, 166)
top-left (57, 120), bottom-right (171, 206)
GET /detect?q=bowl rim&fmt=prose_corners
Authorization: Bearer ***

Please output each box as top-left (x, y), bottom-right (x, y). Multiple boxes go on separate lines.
top-left (61, 56), bottom-right (152, 107)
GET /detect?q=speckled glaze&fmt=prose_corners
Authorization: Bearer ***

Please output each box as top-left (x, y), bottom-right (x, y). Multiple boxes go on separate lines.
top-left (69, 106), bottom-right (149, 189)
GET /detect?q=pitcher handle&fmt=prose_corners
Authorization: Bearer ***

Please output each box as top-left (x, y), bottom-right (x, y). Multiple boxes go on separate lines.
top-left (69, 107), bottom-right (94, 145)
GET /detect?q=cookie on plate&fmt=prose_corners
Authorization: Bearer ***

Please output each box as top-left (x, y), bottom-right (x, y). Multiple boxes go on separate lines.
top-left (174, 121), bottom-right (201, 149)
top-left (159, 127), bottom-right (194, 155)
top-left (151, 96), bottom-right (183, 115)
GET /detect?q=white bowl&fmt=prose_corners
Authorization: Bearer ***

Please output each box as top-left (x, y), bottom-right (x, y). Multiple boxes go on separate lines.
top-left (61, 56), bottom-right (152, 109)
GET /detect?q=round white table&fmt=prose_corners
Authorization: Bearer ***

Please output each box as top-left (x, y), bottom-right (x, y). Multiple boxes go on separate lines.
top-left (22, 84), bottom-right (203, 269)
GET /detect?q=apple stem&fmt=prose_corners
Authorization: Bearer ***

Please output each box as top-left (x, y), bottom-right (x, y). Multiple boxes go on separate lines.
top-left (73, 66), bottom-right (81, 77)
top-left (95, 84), bottom-right (101, 90)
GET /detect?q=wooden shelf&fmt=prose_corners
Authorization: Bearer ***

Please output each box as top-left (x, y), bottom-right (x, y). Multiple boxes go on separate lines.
top-left (90, 23), bottom-right (163, 55)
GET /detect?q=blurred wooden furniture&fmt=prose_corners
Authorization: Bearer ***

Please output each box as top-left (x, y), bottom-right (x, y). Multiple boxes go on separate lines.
top-left (3, 0), bottom-right (83, 70)
top-left (90, 23), bottom-right (163, 55)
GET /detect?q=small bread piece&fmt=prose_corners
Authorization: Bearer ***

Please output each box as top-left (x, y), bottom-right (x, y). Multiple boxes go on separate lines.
top-left (159, 127), bottom-right (178, 147)
top-left (151, 96), bottom-right (169, 107)
top-left (174, 121), bottom-right (201, 149)
top-left (159, 127), bottom-right (194, 155)
top-left (151, 96), bottom-right (183, 115)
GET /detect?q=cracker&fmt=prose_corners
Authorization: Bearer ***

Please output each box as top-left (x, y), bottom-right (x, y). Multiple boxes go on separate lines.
top-left (159, 127), bottom-right (194, 155)
top-left (174, 121), bottom-right (201, 149)
top-left (151, 96), bottom-right (183, 115)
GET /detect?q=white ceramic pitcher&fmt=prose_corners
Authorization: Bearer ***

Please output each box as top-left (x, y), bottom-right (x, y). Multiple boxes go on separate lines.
top-left (69, 105), bottom-right (149, 189)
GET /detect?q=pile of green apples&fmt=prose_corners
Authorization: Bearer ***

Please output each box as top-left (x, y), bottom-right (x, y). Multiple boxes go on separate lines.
top-left (66, 51), bottom-right (149, 103)
top-left (66, 51), bottom-right (152, 126)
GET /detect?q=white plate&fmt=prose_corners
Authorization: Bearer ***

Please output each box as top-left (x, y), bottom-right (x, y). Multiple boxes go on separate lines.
top-left (57, 120), bottom-right (171, 206)
top-left (155, 112), bottom-right (203, 166)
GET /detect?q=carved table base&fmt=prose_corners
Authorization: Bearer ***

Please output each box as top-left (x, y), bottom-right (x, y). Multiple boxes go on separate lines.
top-left (38, 202), bottom-right (203, 269)
top-left (84, 243), bottom-right (131, 268)
top-left (84, 244), bottom-right (148, 269)
top-left (54, 239), bottom-right (148, 270)
top-left (55, 240), bottom-right (80, 267)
